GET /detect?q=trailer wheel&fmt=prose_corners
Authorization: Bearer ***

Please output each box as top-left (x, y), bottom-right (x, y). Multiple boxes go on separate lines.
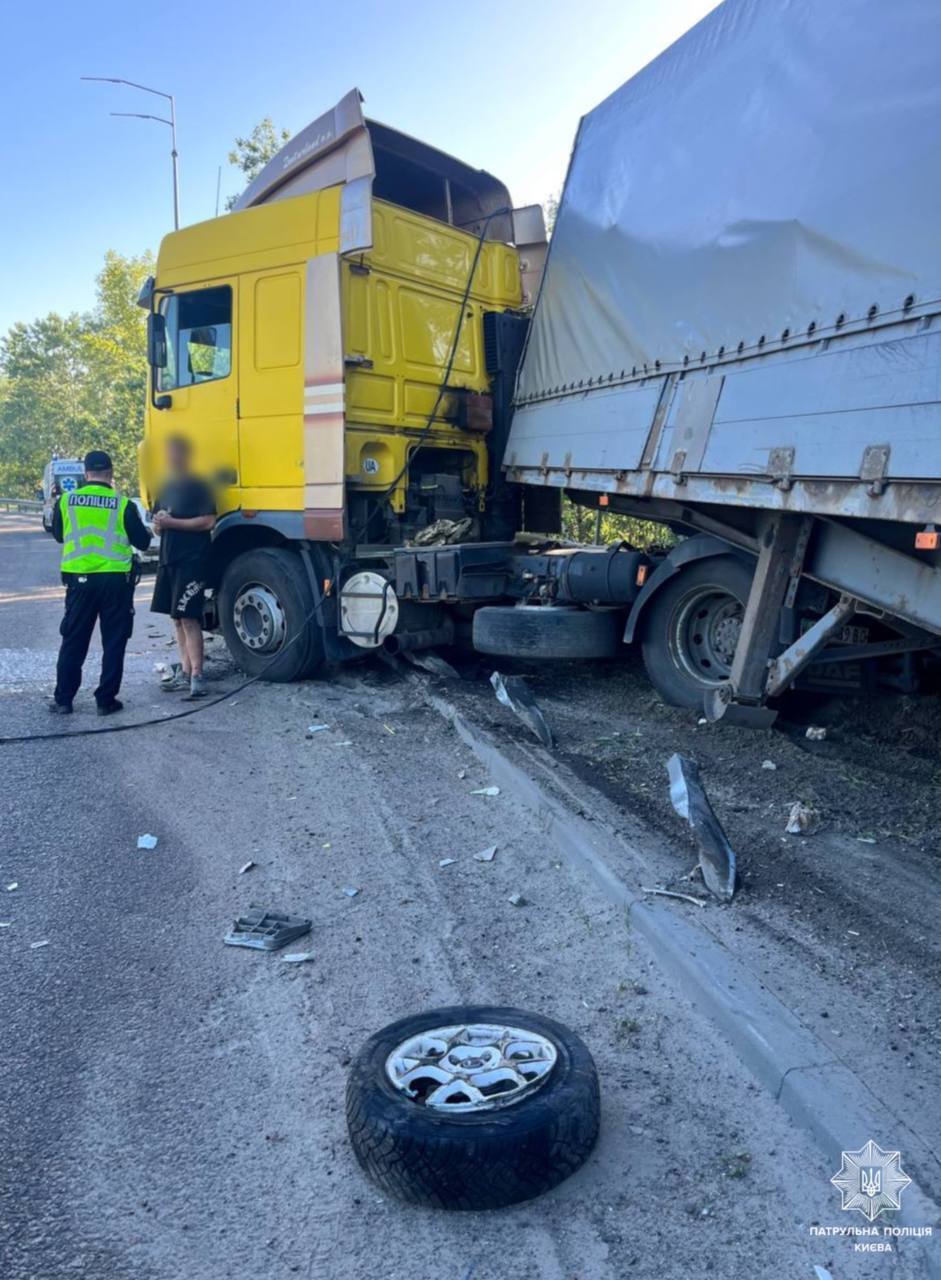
top-left (640, 556), bottom-right (754, 708)
top-left (346, 1005), bottom-right (600, 1210)
top-left (218, 547), bottom-right (323, 682)
top-left (473, 604), bottom-right (622, 659)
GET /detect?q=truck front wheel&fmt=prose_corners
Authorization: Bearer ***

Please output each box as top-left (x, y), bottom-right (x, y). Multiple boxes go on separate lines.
top-left (218, 547), bottom-right (324, 682)
top-left (640, 556), bottom-right (754, 709)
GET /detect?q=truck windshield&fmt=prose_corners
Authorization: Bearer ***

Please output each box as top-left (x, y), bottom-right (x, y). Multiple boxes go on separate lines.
top-left (157, 286), bottom-right (232, 391)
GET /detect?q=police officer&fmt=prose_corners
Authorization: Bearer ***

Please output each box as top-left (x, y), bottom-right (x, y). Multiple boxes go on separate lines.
top-left (49, 450), bottom-right (153, 716)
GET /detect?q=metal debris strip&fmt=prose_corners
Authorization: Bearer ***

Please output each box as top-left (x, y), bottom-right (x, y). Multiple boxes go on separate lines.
top-left (306, 724), bottom-right (329, 737)
top-left (411, 517), bottom-right (473, 546)
top-left (667, 754), bottom-right (737, 902)
top-left (490, 671), bottom-right (554, 749)
top-left (238, 860), bottom-right (256, 875)
top-left (400, 649), bottom-right (460, 679)
top-left (224, 907), bottom-right (312, 952)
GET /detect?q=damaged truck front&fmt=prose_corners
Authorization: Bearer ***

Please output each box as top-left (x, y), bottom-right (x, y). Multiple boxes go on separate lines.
top-left (140, 0), bottom-right (941, 721)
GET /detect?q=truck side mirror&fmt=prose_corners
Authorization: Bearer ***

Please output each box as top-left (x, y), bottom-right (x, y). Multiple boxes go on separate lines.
top-left (147, 311), bottom-right (168, 369)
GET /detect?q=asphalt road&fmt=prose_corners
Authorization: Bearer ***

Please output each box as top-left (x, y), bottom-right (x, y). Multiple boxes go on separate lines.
top-left (0, 513), bottom-right (931, 1280)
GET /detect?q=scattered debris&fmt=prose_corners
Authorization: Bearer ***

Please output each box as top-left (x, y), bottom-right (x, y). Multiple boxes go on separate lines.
top-left (238, 860), bottom-right (256, 875)
top-left (471, 786), bottom-right (500, 797)
top-left (342, 886), bottom-right (360, 898)
top-left (136, 834), bottom-right (159, 850)
top-left (805, 725), bottom-right (827, 741)
top-left (761, 759), bottom-right (777, 771)
top-left (306, 724), bottom-right (329, 737)
top-left (5, 883), bottom-right (18, 892)
top-left (641, 886), bottom-right (707, 909)
top-left (30, 940), bottom-right (49, 950)
top-left (438, 858), bottom-right (457, 868)
top-left (667, 754), bottom-right (737, 902)
top-left (474, 845), bottom-right (498, 862)
top-left (401, 649), bottom-right (459, 679)
top-left (490, 671), bottom-right (554, 748)
top-left (281, 951), bottom-right (315, 964)
top-left (508, 892), bottom-right (526, 907)
top-left (785, 801), bottom-right (820, 835)
top-left (410, 516), bottom-right (473, 546)
top-left (224, 907), bottom-right (312, 952)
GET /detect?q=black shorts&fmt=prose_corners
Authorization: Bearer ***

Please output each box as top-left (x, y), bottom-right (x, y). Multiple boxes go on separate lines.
top-left (151, 562), bottom-right (206, 620)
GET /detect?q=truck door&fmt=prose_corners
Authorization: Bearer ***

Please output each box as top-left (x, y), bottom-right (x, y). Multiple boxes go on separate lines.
top-left (153, 280), bottom-right (240, 509)
top-left (237, 267), bottom-right (304, 497)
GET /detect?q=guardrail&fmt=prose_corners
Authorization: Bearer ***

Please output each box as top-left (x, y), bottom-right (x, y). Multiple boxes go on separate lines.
top-left (0, 498), bottom-right (43, 514)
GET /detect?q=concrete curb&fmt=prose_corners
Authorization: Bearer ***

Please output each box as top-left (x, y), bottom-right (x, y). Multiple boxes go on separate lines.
top-left (428, 691), bottom-right (940, 1274)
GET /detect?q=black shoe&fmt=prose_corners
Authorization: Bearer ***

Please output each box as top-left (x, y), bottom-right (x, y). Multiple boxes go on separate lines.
top-left (48, 700), bottom-right (73, 715)
top-left (96, 699), bottom-right (124, 717)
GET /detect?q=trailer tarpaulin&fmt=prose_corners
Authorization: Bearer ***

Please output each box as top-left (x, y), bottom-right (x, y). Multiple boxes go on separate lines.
top-left (515, 0), bottom-right (941, 404)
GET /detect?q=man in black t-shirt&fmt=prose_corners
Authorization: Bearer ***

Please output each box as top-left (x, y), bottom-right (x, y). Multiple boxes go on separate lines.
top-left (150, 436), bottom-right (216, 699)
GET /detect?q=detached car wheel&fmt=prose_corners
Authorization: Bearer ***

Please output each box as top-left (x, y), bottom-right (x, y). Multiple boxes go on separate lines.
top-left (346, 1005), bottom-right (600, 1210)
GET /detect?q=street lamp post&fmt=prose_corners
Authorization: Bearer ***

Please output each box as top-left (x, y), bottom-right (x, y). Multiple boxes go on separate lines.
top-left (81, 77), bottom-right (180, 230)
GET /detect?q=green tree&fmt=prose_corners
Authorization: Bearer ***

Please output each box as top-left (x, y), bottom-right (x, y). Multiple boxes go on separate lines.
top-left (79, 249), bottom-right (155, 488)
top-left (0, 249), bottom-right (153, 496)
top-left (225, 117), bottom-right (291, 210)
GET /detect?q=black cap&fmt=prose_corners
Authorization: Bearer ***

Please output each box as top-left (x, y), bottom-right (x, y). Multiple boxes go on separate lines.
top-left (84, 450), bottom-right (113, 472)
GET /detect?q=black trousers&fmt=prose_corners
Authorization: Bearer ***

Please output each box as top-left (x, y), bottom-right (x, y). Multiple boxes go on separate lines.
top-left (54, 574), bottom-right (135, 707)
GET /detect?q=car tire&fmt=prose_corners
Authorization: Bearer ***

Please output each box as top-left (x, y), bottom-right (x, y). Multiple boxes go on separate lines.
top-left (218, 547), bottom-right (324, 682)
top-left (640, 555), bottom-right (754, 709)
top-left (472, 604), bottom-right (623, 660)
top-left (346, 1005), bottom-right (600, 1210)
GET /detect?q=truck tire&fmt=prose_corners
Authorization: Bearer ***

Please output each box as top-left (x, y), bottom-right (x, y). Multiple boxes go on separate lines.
top-left (218, 547), bottom-right (324, 682)
top-left (640, 555), bottom-right (754, 708)
top-left (473, 604), bottom-right (622, 659)
top-left (346, 1005), bottom-right (600, 1210)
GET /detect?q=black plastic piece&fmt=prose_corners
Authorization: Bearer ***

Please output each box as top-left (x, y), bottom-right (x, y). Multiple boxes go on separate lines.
top-left (224, 907), bottom-right (312, 951)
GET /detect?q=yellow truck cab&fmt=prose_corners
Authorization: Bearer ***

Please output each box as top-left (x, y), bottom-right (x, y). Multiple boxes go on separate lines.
top-left (139, 89), bottom-right (550, 678)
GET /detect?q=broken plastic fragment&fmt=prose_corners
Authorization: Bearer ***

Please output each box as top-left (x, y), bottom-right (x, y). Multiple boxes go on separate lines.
top-left (667, 754), bottom-right (737, 903)
top-left (5, 883), bottom-right (18, 892)
top-left (508, 892), bottom-right (526, 907)
top-left (342, 886), bottom-right (360, 898)
top-left (137, 834), bottom-right (158, 850)
top-left (238, 860), bottom-right (256, 875)
top-left (281, 951), bottom-right (315, 964)
top-left (471, 786), bottom-right (500, 797)
top-left (761, 759), bottom-right (777, 771)
top-left (474, 846), bottom-right (498, 862)
top-left (438, 858), bottom-right (457, 868)
top-left (490, 671), bottom-right (555, 748)
top-left (785, 801), bottom-right (820, 835)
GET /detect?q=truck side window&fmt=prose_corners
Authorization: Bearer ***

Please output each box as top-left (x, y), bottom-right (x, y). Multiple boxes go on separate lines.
top-left (157, 286), bottom-right (232, 391)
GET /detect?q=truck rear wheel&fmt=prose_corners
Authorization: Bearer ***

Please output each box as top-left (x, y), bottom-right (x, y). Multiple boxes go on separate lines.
top-left (640, 556), bottom-right (753, 709)
top-left (218, 547), bottom-right (324, 682)
top-left (472, 604), bottom-right (622, 659)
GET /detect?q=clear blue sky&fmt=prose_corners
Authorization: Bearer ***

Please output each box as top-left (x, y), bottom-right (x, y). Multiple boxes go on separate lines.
top-left (0, 0), bottom-right (716, 336)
